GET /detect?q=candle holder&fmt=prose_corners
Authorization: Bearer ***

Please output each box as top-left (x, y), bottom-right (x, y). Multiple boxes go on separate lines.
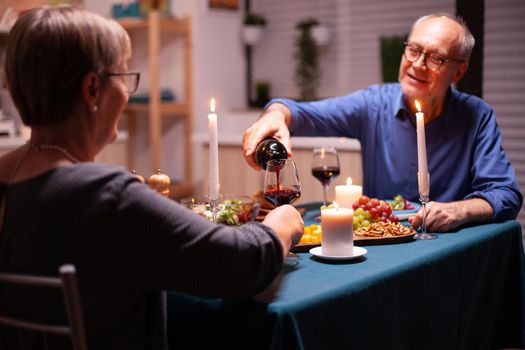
top-left (415, 173), bottom-right (437, 240)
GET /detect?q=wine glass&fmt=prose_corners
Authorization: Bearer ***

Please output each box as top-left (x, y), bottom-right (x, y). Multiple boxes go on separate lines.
top-left (263, 159), bottom-right (301, 207)
top-left (311, 147), bottom-right (340, 207)
top-left (264, 159), bottom-right (301, 260)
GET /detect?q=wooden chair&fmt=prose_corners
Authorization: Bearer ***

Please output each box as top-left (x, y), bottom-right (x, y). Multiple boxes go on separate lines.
top-left (0, 264), bottom-right (87, 350)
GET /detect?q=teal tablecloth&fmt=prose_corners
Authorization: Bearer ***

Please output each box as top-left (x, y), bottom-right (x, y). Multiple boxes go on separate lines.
top-left (167, 215), bottom-right (525, 349)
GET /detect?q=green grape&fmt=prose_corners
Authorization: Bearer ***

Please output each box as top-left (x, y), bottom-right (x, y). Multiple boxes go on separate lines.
top-left (363, 210), bottom-right (371, 219)
top-left (354, 207), bottom-right (365, 216)
top-left (354, 215), bottom-right (363, 223)
top-left (362, 219), bottom-right (371, 227)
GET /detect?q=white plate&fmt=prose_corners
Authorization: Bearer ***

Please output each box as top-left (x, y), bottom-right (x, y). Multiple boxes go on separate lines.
top-left (309, 246), bottom-right (367, 261)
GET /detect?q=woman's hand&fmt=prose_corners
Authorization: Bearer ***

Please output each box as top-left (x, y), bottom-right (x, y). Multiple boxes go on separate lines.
top-left (262, 204), bottom-right (304, 257)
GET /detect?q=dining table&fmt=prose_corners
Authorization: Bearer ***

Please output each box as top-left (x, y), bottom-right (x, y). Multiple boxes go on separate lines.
top-left (166, 203), bottom-right (525, 350)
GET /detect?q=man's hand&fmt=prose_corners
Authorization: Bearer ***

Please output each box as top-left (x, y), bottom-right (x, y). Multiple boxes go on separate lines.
top-left (242, 103), bottom-right (292, 170)
top-left (408, 198), bottom-right (493, 232)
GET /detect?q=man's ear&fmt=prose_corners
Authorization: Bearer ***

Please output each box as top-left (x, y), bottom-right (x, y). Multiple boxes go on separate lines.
top-left (451, 61), bottom-right (468, 85)
top-left (81, 72), bottom-right (101, 108)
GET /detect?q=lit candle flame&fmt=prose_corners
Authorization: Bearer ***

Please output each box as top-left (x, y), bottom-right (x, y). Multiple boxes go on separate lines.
top-left (210, 98), bottom-right (216, 113)
top-left (333, 201), bottom-right (339, 210)
top-left (415, 100), bottom-right (422, 113)
top-left (346, 177), bottom-right (353, 186)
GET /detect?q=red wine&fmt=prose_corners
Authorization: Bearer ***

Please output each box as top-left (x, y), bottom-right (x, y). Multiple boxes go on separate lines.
top-left (264, 188), bottom-right (301, 206)
top-left (311, 166), bottom-right (340, 185)
top-left (255, 137), bottom-right (288, 170)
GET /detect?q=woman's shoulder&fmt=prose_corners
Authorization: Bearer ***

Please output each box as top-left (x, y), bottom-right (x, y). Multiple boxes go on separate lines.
top-left (0, 148), bottom-right (27, 184)
top-left (55, 162), bottom-right (133, 186)
top-left (34, 163), bottom-right (143, 206)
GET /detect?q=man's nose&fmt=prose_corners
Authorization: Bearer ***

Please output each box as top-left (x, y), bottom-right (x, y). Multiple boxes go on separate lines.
top-left (412, 53), bottom-right (428, 70)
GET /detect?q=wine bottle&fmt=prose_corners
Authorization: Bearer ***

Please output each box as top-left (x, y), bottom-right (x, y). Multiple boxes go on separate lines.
top-left (254, 137), bottom-right (288, 170)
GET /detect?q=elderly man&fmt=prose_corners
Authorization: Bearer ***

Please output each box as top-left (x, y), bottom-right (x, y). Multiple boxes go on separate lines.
top-left (242, 12), bottom-right (522, 232)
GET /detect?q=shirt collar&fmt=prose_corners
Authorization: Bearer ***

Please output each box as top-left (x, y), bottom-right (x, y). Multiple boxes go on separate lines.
top-left (394, 90), bottom-right (411, 120)
top-left (395, 86), bottom-right (454, 128)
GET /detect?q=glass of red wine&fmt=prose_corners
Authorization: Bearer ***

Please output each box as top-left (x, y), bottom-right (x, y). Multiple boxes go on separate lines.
top-left (263, 159), bottom-right (301, 207)
top-left (263, 159), bottom-right (302, 261)
top-left (311, 147), bottom-right (340, 207)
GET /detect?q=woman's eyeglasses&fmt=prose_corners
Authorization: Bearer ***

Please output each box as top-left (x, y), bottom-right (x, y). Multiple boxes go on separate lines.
top-left (105, 71), bottom-right (141, 94)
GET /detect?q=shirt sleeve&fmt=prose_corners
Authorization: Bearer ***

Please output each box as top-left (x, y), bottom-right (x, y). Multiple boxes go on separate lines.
top-left (108, 175), bottom-right (284, 299)
top-left (270, 88), bottom-right (372, 139)
top-left (464, 107), bottom-right (523, 221)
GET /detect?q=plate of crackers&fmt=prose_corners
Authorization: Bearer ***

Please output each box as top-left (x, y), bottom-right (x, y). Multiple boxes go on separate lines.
top-left (292, 221), bottom-right (416, 253)
top-left (354, 221), bottom-right (416, 245)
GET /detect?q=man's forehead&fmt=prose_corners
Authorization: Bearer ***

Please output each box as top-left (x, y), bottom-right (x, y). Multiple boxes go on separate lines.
top-left (412, 17), bottom-right (462, 38)
top-left (409, 17), bottom-right (462, 52)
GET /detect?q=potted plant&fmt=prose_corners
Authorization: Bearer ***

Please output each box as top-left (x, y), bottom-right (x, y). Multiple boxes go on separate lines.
top-left (255, 81), bottom-right (271, 108)
top-left (380, 34), bottom-right (406, 82)
top-left (294, 18), bottom-right (320, 101)
top-left (243, 13), bottom-right (267, 45)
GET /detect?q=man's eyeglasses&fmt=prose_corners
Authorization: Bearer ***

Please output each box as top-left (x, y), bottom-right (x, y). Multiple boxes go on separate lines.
top-left (403, 42), bottom-right (464, 72)
top-left (105, 71), bottom-right (141, 94)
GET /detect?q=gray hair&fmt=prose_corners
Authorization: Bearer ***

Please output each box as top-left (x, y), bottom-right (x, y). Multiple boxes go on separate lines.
top-left (409, 12), bottom-right (475, 61)
top-left (4, 5), bottom-right (131, 126)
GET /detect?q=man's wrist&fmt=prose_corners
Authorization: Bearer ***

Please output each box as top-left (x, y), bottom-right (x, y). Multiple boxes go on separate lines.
top-left (458, 198), bottom-right (493, 224)
top-left (265, 103), bottom-right (291, 126)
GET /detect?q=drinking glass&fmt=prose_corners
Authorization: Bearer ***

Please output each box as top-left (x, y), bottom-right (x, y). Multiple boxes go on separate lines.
top-left (263, 159), bottom-right (301, 260)
top-left (311, 147), bottom-right (340, 207)
top-left (263, 159), bottom-right (301, 207)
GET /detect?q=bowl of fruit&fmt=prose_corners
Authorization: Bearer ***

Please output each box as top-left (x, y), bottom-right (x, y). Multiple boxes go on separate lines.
top-left (351, 195), bottom-right (399, 230)
top-left (180, 194), bottom-right (260, 226)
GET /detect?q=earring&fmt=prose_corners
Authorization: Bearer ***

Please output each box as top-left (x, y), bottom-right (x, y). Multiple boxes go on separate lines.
top-left (91, 105), bottom-right (98, 112)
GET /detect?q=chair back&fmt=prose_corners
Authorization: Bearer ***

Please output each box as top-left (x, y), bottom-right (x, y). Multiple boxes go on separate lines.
top-left (0, 264), bottom-right (87, 350)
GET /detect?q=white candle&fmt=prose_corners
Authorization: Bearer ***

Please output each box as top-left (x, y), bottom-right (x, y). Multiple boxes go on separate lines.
top-left (335, 177), bottom-right (363, 209)
top-left (321, 204), bottom-right (354, 256)
top-left (415, 100), bottom-right (429, 196)
top-left (208, 98), bottom-right (220, 201)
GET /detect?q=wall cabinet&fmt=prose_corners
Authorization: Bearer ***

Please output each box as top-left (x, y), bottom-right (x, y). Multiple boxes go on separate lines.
top-left (118, 12), bottom-right (193, 199)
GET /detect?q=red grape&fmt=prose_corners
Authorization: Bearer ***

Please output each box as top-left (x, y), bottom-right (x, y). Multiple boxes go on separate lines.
top-left (352, 195), bottom-right (400, 225)
top-left (370, 198), bottom-right (380, 207)
top-left (358, 195), bottom-right (370, 205)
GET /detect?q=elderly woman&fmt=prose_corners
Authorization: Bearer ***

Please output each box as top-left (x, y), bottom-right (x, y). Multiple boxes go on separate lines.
top-left (0, 6), bottom-right (303, 349)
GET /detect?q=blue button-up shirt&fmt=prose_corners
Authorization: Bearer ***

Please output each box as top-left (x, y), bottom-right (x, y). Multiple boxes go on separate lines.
top-left (271, 83), bottom-right (522, 221)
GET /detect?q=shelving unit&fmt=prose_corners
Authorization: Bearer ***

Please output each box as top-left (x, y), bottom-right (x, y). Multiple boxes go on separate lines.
top-left (118, 13), bottom-right (193, 199)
